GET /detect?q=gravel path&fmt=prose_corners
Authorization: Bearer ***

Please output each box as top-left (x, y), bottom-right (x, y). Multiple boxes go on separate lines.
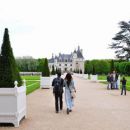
top-left (1, 76), bottom-right (130, 130)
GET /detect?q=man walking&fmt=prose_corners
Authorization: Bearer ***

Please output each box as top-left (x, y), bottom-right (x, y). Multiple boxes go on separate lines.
top-left (52, 71), bottom-right (64, 113)
top-left (112, 71), bottom-right (119, 89)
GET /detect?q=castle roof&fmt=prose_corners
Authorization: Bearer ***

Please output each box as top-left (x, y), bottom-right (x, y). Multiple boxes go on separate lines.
top-left (49, 46), bottom-right (84, 63)
top-left (77, 50), bottom-right (83, 58)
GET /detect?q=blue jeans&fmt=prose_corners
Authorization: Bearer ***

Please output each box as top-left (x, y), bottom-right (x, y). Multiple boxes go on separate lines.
top-left (113, 81), bottom-right (118, 89)
top-left (121, 85), bottom-right (126, 95)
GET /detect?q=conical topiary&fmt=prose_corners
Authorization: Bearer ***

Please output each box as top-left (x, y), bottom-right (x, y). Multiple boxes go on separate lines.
top-left (0, 28), bottom-right (22, 88)
top-left (42, 58), bottom-right (50, 77)
top-left (51, 65), bottom-right (56, 75)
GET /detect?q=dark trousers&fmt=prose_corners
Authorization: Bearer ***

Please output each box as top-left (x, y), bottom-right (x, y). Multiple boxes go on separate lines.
top-left (111, 82), bottom-right (113, 89)
top-left (55, 93), bottom-right (63, 112)
top-left (121, 85), bottom-right (126, 95)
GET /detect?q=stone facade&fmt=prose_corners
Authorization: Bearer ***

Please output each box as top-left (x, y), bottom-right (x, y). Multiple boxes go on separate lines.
top-left (49, 46), bottom-right (84, 73)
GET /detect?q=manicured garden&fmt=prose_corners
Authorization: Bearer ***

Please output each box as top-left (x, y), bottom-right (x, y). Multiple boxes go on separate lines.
top-left (21, 76), bottom-right (40, 95)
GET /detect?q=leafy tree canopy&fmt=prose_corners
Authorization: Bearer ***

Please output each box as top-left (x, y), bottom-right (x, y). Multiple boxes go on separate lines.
top-left (110, 21), bottom-right (130, 60)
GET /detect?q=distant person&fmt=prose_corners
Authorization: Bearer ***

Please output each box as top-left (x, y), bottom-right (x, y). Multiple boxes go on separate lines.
top-left (52, 72), bottom-right (64, 113)
top-left (112, 71), bottom-right (119, 89)
top-left (121, 77), bottom-right (127, 95)
top-left (109, 73), bottom-right (114, 89)
top-left (64, 73), bottom-right (76, 114)
top-left (107, 73), bottom-right (111, 90)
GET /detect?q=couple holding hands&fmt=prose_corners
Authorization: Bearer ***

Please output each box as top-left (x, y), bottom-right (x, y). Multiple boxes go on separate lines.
top-left (52, 72), bottom-right (76, 114)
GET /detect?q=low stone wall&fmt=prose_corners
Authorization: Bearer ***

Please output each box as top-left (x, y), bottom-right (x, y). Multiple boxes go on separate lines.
top-left (20, 72), bottom-right (42, 76)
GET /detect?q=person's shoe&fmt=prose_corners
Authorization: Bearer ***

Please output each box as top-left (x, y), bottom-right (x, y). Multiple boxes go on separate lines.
top-left (56, 111), bottom-right (59, 113)
top-left (69, 109), bottom-right (72, 112)
top-left (67, 108), bottom-right (69, 114)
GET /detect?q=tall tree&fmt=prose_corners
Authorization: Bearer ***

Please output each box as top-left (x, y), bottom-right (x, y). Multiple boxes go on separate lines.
top-left (51, 65), bottom-right (56, 75)
top-left (110, 60), bottom-right (115, 72)
top-left (42, 58), bottom-right (50, 77)
top-left (110, 21), bottom-right (130, 60)
top-left (92, 65), bottom-right (96, 75)
top-left (0, 28), bottom-right (22, 87)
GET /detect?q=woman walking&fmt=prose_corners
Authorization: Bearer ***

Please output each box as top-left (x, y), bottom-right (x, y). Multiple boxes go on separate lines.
top-left (64, 73), bottom-right (76, 114)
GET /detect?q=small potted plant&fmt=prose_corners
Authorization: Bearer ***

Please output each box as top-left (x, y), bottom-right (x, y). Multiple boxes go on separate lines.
top-left (51, 65), bottom-right (57, 82)
top-left (40, 58), bottom-right (51, 88)
top-left (83, 71), bottom-right (88, 79)
top-left (51, 65), bottom-right (56, 76)
top-left (90, 65), bottom-right (98, 82)
top-left (0, 28), bottom-right (26, 127)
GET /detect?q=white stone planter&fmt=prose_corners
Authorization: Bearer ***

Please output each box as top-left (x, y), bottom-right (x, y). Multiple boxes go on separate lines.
top-left (117, 75), bottom-right (120, 88)
top-left (76, 74), bottom-right (83, 78)
top-left (83, 74), bottom-right (88, 79)
top-left (0, 82), bottom-right (26, 127)
top-left (50, 75), bottom-right (57, 84)
top-left (90, 74), bottom-right (98, 82)
top-left (40, 77), bottom-right (51, 88)
top-left (79, 74), bottom-right (83, 78)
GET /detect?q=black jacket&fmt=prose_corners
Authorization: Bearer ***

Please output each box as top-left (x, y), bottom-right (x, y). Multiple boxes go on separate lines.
top-left (52, 77), bottom-right (64, 94)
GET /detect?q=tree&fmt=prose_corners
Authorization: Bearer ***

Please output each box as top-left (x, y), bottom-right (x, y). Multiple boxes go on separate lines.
top-left (51, 65), bottom-right (56, 75)
top-left (92, 65), bottom-right (96, 75)
top-left (16, 56), bottom-right (38, 72)
top-left (37, 58), bottom-right (45, 72)
top-left (125, 62), bottom-right (130, 76)
top-left (110, 60), bottom-right (115, 72)
top-left (110, 21), bottom-right (130, 60)
top-left (0, 28), bottom-right (22, 88)
top-left (80, 69), bottom-right (82, 74)
top-left (55, 67), bottom-right (58, 74)
top-left (119, 62), bottom-right (128, 75)
top-left (84, 61), bottom-right (93, 74)
top-left (42, 58), bottom-right (50, 77)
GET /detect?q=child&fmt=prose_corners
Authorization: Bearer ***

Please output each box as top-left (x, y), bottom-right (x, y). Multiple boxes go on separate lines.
top-left (121, 77), bottom-right (127, 95)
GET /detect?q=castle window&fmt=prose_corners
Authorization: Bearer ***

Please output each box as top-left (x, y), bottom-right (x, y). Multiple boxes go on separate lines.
top-left (70, 64), bottom-right (72, 66)
top-left (65, 59), bottom-right (67, 62)
top-left (65, 64), bottom-right (67, 66)
top-left (59, 64), bottom-right (61, 66)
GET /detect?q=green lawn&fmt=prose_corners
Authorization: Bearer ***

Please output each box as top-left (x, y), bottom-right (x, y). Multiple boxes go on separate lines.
top-left (21, 76), bottom-right (40, 80)
top-left (21, 76), bottom-right (40, 95)
top-left (98, 75), bottom-right (130, 91)
top-left (98, 75), bottom-right (107, 80)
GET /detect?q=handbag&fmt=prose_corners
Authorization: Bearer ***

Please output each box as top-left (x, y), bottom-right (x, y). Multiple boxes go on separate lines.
top-left (71, 90), bottom-right (76, 99)
top-left (67, 84), bottom-right (76, 99)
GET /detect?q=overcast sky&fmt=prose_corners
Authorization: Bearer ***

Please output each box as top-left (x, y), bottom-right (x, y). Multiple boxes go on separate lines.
top-left (0, 0), bottom-right (130, 60)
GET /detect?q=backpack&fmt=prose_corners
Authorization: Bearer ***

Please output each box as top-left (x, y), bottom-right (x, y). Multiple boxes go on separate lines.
top-left (53, 78), bottom-right (63, 94)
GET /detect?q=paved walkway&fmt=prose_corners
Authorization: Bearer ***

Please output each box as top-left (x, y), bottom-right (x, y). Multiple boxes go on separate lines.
top-left (1, 76), bottom-right (130, 130)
